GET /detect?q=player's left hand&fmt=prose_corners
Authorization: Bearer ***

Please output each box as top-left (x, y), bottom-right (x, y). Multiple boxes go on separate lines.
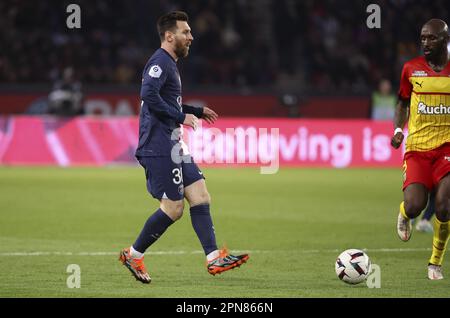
top-left (391, 132), bottom-right (404, 149)
top-left (202, 107), bottom-right (218, 124)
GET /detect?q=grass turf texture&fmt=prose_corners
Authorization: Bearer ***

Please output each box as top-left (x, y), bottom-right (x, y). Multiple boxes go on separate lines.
top-left (0, 166), bottom-right (448, 297)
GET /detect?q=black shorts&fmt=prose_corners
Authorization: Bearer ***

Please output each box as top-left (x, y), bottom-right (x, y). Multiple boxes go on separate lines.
top-left (137, 156), bottom-right (205, 201)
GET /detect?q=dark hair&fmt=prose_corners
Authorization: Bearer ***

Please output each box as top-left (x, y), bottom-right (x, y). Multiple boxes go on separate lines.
top-left (157, 11), bottom-right (189, 41)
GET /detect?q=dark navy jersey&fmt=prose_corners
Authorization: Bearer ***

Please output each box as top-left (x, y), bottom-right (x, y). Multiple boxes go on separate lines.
top-left (135, 48), bottom-right (184, 157)
top-left (135, 48), bottom-right (185, 157)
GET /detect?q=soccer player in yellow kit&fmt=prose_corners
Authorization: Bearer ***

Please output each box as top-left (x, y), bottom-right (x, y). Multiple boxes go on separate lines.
top-left (391, 19), bottom-right (450, 280)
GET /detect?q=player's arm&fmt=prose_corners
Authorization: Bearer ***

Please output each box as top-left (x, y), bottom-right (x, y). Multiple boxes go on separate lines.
top-left (390, 98), bottom-right (409, 149)
top-left (183, 104), bottom-right (218, 124)
top-left (141, 64), bottom-right (197, 129)
top-left (141, 70), bottom-right (185, 123)
top-left (391, 63), bottom-right (412, 149)
top-left (182, 104), bottom-right (203, 118)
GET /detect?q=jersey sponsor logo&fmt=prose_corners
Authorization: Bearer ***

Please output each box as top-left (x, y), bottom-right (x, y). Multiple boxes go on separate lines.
top-left (149, 65), bottom-right (162, 78)
top-left (177, 96), bottom-right (182, 106)
top-left (445, 156), bottom-right (450, 162)
top-left (412, 70), bottom-right (428, 77)
top-left (415, 81), bottom-right (423, 88)
top-left (417, 102), bottom-right (450, 115)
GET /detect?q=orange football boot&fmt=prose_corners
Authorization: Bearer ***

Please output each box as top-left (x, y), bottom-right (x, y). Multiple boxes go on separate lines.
top-left (207, 247), bottom-right (249, 275)
top-left (119, 248), bottom-right (151, 284)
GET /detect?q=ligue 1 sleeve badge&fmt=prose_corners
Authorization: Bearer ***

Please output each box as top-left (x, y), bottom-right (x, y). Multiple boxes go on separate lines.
top-left (149, 65), bottom-right (162, 78)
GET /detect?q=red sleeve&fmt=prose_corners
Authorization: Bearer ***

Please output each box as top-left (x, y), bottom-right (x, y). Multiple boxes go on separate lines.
top-left (398, 63), bottom-right (412, 100)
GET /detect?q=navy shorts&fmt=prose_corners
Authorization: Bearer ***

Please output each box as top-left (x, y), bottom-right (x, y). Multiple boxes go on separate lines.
top-left (137, 156), bottom-right (205, 201)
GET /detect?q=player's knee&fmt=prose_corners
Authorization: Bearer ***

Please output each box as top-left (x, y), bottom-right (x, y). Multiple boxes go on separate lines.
top-left (434, 199), bottom-right (450, 222)
top-left (200, 191), bottom-right (211, 205)
top-left (161, 200), bottom-right (184, 221)
top-left (404, 199), bottom-right (427, 218)
top-left (190, 191), bottom-right (211, 207)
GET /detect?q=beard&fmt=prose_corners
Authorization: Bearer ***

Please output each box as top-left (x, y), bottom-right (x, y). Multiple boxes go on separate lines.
top-left (174, 40), bottom-right (189, 59)
top-left (423, 41), bottom-right (447, 60)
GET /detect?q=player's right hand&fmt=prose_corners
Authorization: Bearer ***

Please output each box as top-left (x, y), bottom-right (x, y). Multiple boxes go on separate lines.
top-left (183, 114), bottom-right (199, 130)
top-left (391, 132), bottom-right (404, 149)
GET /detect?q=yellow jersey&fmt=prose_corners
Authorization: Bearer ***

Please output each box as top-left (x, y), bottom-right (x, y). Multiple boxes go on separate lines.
top-left (398, 56), bottom-right (450, 152)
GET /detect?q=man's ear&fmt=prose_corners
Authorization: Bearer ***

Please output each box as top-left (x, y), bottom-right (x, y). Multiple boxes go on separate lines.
top-left (165, 31), bottom-right (174, 42)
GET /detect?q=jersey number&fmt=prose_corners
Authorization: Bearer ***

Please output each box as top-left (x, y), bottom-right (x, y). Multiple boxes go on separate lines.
top-left (172, 168), bottom-right (183, 185)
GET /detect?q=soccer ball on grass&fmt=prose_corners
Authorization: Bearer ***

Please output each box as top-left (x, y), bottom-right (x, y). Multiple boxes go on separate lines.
top-left (335, 249), bottom-right (371, 284)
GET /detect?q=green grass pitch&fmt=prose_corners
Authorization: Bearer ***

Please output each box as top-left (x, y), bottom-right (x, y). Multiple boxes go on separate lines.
top-left (0, 166), bottom-right (448, 297)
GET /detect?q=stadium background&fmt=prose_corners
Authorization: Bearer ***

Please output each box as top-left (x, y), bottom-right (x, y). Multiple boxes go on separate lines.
top-left (1, 0), bottom-right (449, 298)
top-left (3, 0), bottom-right (447, 116)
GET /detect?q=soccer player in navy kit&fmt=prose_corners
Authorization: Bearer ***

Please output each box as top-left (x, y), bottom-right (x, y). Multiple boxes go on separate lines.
top-left (119, 11), bottom-right (249, 284)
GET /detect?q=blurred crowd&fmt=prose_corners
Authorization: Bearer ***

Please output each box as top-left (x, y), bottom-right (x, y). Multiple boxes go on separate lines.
top-left (0, 0), bottom-right (449, 94)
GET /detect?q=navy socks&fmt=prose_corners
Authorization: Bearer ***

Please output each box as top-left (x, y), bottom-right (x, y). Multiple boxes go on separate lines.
top-left (133, 205), bottom-right (218, 256)
top-left (190, 204), bottom-right (218, 255)
top-left (133, 208), bottom-right (174, 253)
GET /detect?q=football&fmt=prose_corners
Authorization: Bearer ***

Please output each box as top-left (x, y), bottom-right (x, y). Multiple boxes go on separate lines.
top-left (335, 249), bottom-right (371, 284)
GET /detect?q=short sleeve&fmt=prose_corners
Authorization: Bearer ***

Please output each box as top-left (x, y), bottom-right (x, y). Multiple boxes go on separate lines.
top-left (398, 64), bottom-right (412, 100)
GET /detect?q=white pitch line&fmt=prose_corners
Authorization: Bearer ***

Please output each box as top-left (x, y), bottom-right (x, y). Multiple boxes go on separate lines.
top-left (0, 247), bottom-right (445, 257)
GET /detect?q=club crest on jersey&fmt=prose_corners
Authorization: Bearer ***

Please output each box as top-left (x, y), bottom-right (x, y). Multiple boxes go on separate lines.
top-left (417, 102), bottom-right (450, 115)
top-left (149, 65), bottom-right (162, 78)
